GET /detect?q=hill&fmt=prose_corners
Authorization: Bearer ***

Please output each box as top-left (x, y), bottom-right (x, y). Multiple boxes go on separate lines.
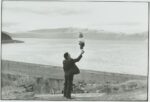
top-left (1, 31), bottom-right (12, 40)
top-left (1, 31), bottom-right (24, 43)
top-left (8, 28), bottom-right (148, 40)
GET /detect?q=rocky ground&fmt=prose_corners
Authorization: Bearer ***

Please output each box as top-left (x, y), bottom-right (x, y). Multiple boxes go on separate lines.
top-left (1, 60), bottom-right (148, 101)
top-left (34, 88), bottom-right (147, 101)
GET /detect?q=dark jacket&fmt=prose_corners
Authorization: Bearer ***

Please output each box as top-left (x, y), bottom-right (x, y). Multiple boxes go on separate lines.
top-left (63, 55), bottom-right (82, 76)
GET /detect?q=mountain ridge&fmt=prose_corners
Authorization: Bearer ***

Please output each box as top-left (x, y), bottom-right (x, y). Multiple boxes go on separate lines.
top-left (6, 27), bottom-right (148, 40)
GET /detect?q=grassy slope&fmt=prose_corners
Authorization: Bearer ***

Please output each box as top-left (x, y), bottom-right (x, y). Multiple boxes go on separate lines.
top-left (2, 60), bottom-right (147, 84)
top-left (1, 60), bottom-right (148, 100)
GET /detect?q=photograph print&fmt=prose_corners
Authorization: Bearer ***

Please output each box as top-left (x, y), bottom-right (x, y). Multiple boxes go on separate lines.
top-left (1, 0), bottom-right (149, 101)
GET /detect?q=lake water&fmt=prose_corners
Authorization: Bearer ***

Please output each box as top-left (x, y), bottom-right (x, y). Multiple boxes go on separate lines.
top-left (2, 38), bottom-right (148, 76)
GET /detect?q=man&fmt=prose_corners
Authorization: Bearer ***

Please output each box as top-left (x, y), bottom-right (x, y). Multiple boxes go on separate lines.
top-left (63, 50), bottom-right (84, 99)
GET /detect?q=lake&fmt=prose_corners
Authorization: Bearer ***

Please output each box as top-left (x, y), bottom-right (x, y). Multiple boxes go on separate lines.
top-left (2, 38), bottom-right (148, 76)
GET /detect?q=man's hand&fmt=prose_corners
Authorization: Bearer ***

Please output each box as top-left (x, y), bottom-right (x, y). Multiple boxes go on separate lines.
top-left (81, 50), bottom-right (85, 55)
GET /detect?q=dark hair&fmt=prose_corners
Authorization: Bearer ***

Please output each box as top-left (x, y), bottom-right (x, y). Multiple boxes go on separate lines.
top-left (64, 52), bottom-right (69, 59)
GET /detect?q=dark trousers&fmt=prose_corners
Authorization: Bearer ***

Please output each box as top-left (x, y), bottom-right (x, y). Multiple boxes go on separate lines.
top-left (64, 74), bottom-right (74, 98)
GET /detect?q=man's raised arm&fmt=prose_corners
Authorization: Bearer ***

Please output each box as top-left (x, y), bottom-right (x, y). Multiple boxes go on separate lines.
top-left (73, 50), bottom-right (85, 63)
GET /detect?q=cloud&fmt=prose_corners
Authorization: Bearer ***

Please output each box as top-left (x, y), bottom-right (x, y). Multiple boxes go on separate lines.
top-left (107, 22), bottom-right (143, 26)
top-left (2, 1), bottom-right (148, 33)
top-left (3, 2), bottom-right (91, 16)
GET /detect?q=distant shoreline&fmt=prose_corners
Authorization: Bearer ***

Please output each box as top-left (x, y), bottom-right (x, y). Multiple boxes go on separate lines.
top-left (2, 40), bottom-right (24, 44)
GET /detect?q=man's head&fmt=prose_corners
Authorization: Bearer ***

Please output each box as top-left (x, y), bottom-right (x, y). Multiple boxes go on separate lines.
top-left (64, 52), bottom-right (71, 60)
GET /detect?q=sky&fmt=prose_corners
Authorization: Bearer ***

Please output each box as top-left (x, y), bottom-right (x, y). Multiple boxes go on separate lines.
top-left (2, 1), bottom-right (148, 34)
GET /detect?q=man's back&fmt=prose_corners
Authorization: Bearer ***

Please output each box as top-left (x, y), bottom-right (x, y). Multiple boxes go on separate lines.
top-left (63, 59), bottom-right (74, 72)
top-left (63, 55), bottom-right (82, 75)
